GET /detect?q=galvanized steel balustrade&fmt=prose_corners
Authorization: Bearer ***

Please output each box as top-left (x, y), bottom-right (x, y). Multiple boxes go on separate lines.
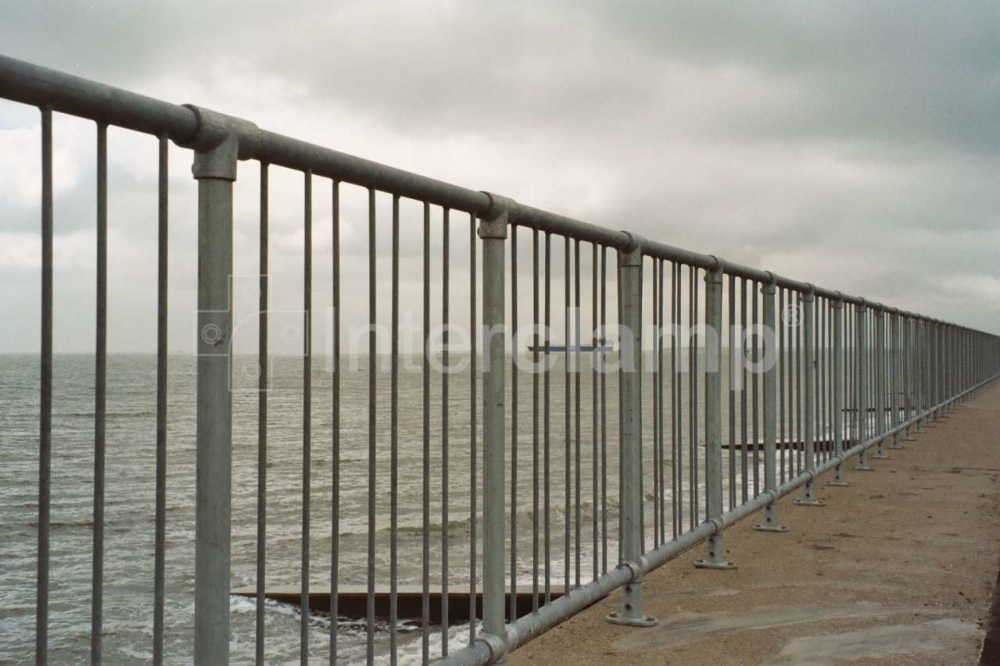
top-left (2, 54), bottom-right (999, 665)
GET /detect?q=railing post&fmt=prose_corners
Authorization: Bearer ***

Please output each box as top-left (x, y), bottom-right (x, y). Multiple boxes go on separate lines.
top-left (854, 302), bottom-right (874, 471)
top-left (944, 324), bottom-right (951, 409)
top-left (694, 263), bottom-right (739, 566)
top-left (183, 108), bottom-right (256, 665)
top-left (828, 296), bottom-right (850, 485)
top-left (479, 195), bottom-right (510, 662)
top-left (916, 318), bottom-right (927, 433)
top-left (796, 287), bottom-right (825, 505)
top-left (927, 321), bottom-right (936, 421)
top-left (889, 311), bottom-right (903, 449)
top-left (928, 319), bottom-right (941, 424)
top-left (873, 307), bottom-right (889, 460)
top-left (607, 234), bottom-right (657, 626)
top-left (754, 275), bottom-right (790, 529)
top-left (902, 315), bottom-right (915, 441)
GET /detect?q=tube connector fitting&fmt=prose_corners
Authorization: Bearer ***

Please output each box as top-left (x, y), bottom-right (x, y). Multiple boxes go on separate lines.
top-left (708, 516), bottom-right (725, 536)
top-left (705, 256), bottom-right (725, 284)
top-left (802, 282), bottom-right (815, 302)
top-left (761, 271), bottom-right (778, 294)
top-left (619, 558), bottom-right (645, 584)
top-left (478, 191), bottom-right (514, 239)
top-left (474, 632), bottom-right (508, 664)
top-left (179, 105), bottom-right (260, 180)
top-left (619, 231), bottom-right (643, 267)
top-left (833, 291), bottom-right (844, 308)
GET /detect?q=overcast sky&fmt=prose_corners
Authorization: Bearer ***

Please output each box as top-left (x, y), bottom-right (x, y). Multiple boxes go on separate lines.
top-left (0, 1), bottom-right (998, 353)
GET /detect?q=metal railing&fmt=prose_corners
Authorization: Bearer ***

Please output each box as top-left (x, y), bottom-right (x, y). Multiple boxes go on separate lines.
top-left (2, 53), bottom-right (999, 665)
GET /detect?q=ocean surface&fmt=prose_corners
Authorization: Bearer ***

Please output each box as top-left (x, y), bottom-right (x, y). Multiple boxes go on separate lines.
top-left (1, 351), bottom-right (781, 664)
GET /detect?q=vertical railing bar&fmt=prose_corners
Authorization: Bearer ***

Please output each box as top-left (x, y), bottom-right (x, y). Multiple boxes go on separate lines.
top-left (890, 311), bottom-right (901, 449)
top-left (563, 236), bottom-right (571, 595)
top-left (873, 309), bottom-right (885, 458)
top-left (787, 291), bottom-right (794, 474)
top-left (673, 262), bottom-right (682, 536)
top-left (740, 277), bottom-right (748, 503)
top-left (300, 170), bottom-right (313, 665)
top-left (828, 300), bottom-right (834, 460)
top-left (751, 280), bottom-right (760, 497)
top-left (255, 163), bottom-right (268, 666)
top-left (365, 187), bottom-right (377, 664)
top-left (543, 231), bottom-right (551, 604)
top-left (330, 180), bottom-right (341, 665)
top-left (652, 258), bottom-right (660, 547)
top-left (153, 135), bottom-right (169, 666)
top-left (591, 243), bottom-right (599, 580)
top-left (830, 297), bottom-right (847, 487)
top-left (778, 286), bottom-right (786, 485)
top-left (820, 299), bottom-right (827, 461)
top-left (854, 303), bottom-right (873, 471)
top-left (600, 247), bottom-right (608, 572)
top-left (657, 259), bottom-right (666, 543)
top-left (532, 229), bottom-right (540, 609)
top-left (851, 306), bottom-right (858, 450)
top-left (469, 212), bottom-right (478, 642)
top-left (421, 201), bottom-right (431, 665)
top-left (851, 305), bottom-right (857, 447)
top-left (823, 300), bottom-right (829, 461)
top-left (574, 238), bottom-right (581, 588)
top-left (389, 195), bottom-right (400, 663)
top-left (90, 121), bottom-right (108, 666)
top-left (689, 265), bottom-right (698, 529)
top-left (37, 104), bottom-right (53, 666)
top-left (441, 208), bottom-right (451, 654)
top-left (796, 292), bottom-right (803, 475)
top-left (727, 275), bottom-right (736, 510)
top-left (510, 225), bottom-right (519, 621)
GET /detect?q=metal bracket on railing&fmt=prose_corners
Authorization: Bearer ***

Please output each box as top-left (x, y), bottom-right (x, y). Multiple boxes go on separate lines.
top-left (474, 632), bottom-right (508, 665)
top-left (803, 282), bottom-right (815, 303)
top-left (707, 515), bottom-right (725, 536)
top-left (178, 105), bottom-right (260, 180)
top-left (606, 559), bottom-right (657, 627)
top-left (619, 231), bottom-right (643, 265)
top-left (618, 557), bottom-right (647, 584)
top-left (479, 191), bottom-right (516, 238)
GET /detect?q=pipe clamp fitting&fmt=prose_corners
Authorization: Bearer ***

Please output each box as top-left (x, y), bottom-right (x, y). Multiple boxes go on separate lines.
top-left (179, 105), bottom-right (260, 180)
top-left (478, 192), bottom-right (514, 239)
top-left (474, 632), bottom-right (507, 664)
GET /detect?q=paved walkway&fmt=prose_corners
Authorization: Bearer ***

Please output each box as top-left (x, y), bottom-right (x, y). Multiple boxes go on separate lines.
top-left (510, 385), bottom-right (1000, 665)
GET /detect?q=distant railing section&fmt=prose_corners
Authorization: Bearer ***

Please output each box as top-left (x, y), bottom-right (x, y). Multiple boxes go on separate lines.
top-left (1, 53), bottom-right (999, 666)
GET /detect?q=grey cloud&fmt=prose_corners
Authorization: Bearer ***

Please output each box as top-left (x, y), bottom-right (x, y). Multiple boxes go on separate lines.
top-left (0, 1), bottom-right (998, 350)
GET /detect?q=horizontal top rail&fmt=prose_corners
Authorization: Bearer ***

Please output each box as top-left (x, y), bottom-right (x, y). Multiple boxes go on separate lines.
top-left (0, 53), bottom-right (975, 329)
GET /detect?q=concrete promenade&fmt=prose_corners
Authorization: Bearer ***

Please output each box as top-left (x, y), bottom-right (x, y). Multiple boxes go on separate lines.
top-left (510, 385), bottom-right (1000, 665)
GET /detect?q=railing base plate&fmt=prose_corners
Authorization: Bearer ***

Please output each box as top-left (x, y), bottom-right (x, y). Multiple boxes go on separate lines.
top-left (752, 523), bottom-right (788, 533)
top-left (605, 611), bottom-right (657, 628)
